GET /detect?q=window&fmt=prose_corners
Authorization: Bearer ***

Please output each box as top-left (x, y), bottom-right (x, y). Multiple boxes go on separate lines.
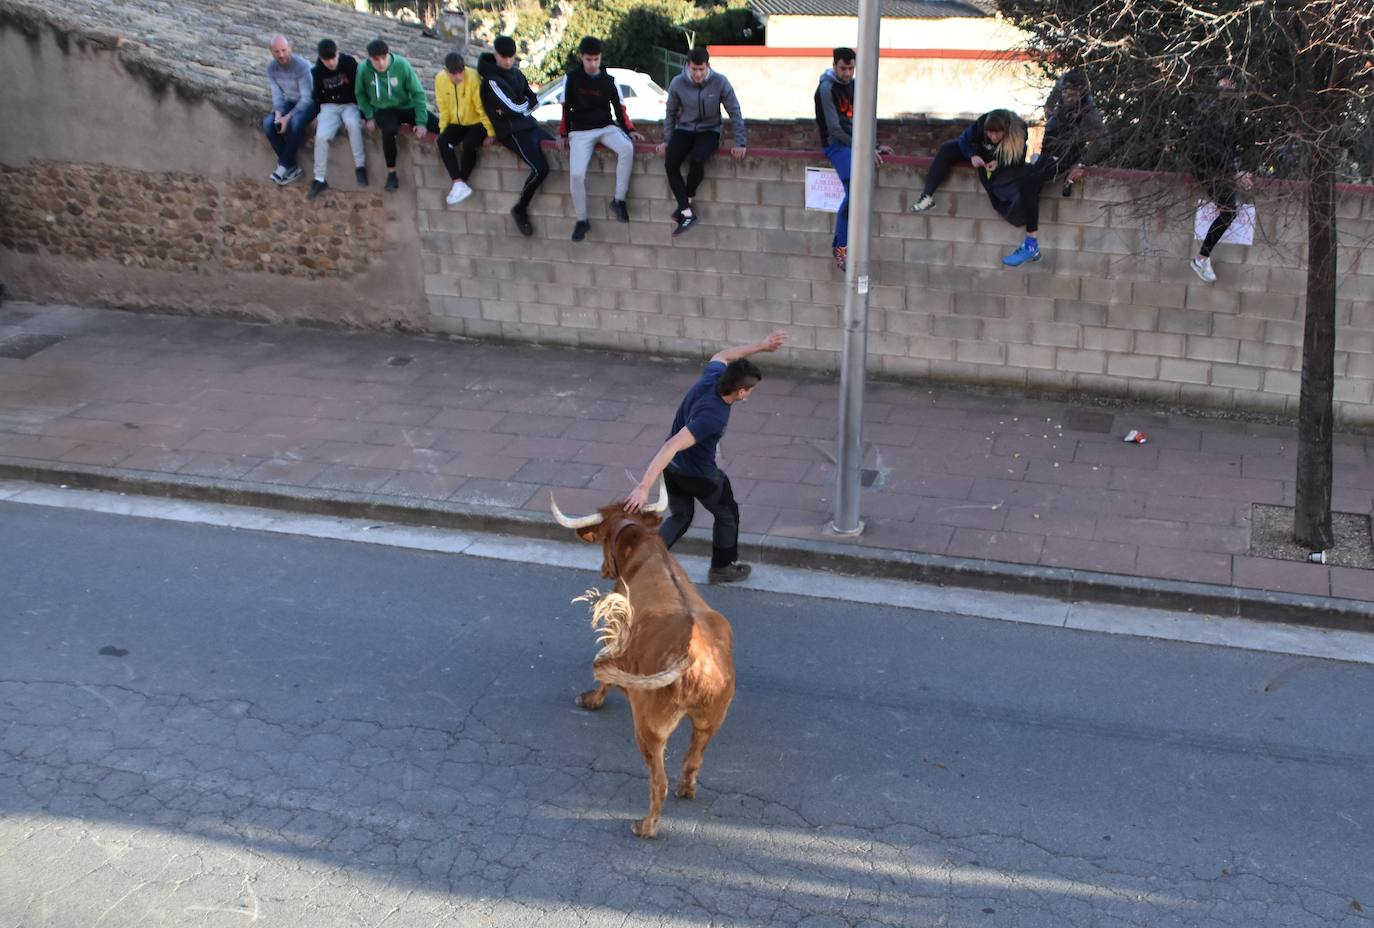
top-left (619, 85), bottom-right (637, 99)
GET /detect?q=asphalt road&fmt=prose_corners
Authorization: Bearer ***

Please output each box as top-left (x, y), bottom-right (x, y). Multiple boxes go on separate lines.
top-left (2, 500), bottom-right (1372, 928)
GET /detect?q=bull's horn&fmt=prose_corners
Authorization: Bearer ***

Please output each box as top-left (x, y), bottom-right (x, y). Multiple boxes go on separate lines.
top-left (644, 476), bottom-right (669, 514)
top-left (550, 493), bottom-right (604, 530)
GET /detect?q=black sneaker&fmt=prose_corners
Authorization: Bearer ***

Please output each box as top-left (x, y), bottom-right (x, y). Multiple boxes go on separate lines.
top-left (307, 179), bottom-right (328, 201)
top-left (708, 563), bottom-right (752, 584)
top-left (571, 220), bottom-right (590, 242)
top-left (511, 206), bottom-right (533, 237)
top-left (671, 207), bottom-right (684, 221)
top-left (355, 166), bottom-right (369, 186)
top-left (610, 199), bottom-right (630, 223)
top-left (384, 172), bottom-right (399, 192)
top-left (672, 212), bottom-right (697, 237)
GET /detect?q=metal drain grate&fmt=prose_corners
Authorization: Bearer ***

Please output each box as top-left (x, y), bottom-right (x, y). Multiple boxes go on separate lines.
top-left (860, 468), bottom-right (879, 487)
top-left (0, 333), bottom-right (64, 359)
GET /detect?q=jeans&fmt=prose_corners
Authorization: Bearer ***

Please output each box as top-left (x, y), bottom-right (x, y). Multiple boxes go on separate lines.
top-left (437, 123), bottom-right (487, 182)
top-left (374, 108), bottom-right (441, 169)
top-left (500, 127), bottom-right (553, 211)
top-left (262, 101), bottom-right (318, 170)
top-left (824, 141), bottom-right (852, 248)
top-left (568, 125), bottom-right (635, 220)
top-left (313, 103), bottom-right (364, 182)
top-left (659, 468), bottom-right (740, 569)
top-left (664, 130), bottom-right (719, 211)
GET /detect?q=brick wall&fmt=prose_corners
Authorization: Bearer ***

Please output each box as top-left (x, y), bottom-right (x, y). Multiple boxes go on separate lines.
top-left (412, 142), bottom-right (1374, 426)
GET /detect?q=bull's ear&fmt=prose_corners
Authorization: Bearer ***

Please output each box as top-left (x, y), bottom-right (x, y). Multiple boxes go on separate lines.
top-left (639, 512), bottom-right (663, 529)
top-left (576, 525), bottom-right (600, 543)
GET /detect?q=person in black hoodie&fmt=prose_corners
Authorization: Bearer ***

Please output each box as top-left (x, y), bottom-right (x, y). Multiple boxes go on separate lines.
top-left (479, 35), bottom-right (553, 237)
top-left (308, 39), bottom-right (368, 200)
top-left (814, 46), bottom-right (893, 272)
top-left (556, 36), bottom-right (645, 242)
top-left (1186, 71), bottom-right (1252, 283)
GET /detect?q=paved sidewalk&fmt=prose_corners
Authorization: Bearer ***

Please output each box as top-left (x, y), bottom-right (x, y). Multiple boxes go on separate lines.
top-left (3, 303), bottom-right (1373, 627)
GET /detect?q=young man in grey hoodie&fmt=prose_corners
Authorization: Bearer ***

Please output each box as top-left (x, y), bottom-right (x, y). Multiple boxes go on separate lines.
top-left (655, 47), bottom-right (746, 236)
top-left (262, 35), bottom-right (317, 186)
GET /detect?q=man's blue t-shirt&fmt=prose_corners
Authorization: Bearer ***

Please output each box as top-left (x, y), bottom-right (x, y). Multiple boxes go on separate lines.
top-left (667, 361), bottom-right (731, 477)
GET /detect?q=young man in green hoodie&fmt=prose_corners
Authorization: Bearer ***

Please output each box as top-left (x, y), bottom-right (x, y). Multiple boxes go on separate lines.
top-left (356, 38), bottom-right (440, 192)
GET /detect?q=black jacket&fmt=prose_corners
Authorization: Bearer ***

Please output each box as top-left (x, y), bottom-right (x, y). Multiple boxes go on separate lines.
top-left (312, 53), bottom-right (359, 107)
top-left (560, 68), bottom-right (634, 135)
top-left (1041, 75), bottom-right (1106, 166)
top-left (814, 67), bottom-right (854, 148)
top-left (478, 52), bottom-right (539, 139)
top-left (1187, 92), bottom-right (1246, 183)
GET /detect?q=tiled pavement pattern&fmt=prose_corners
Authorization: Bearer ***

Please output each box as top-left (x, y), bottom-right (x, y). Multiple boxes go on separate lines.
top-left (3, 303), bottom-right (1374, 603)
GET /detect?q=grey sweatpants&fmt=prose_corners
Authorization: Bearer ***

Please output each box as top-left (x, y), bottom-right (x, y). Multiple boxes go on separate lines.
top-left (313, 103), bottom-right (365, 182)
top-left (567, 125), bottom-right (635, 220)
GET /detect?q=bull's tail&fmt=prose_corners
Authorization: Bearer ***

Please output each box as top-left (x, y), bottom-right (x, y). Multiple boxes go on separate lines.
top-left (574, 587), bottom-right (689, 690)
top-left (593, 655), bottom-right (690, 690)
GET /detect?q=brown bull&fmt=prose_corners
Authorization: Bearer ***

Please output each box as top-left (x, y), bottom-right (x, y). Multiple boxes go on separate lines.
top-left (553, 483), bottom-right (736, 839)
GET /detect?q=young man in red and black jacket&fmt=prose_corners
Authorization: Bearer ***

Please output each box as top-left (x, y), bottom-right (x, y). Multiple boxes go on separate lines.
top-left (556, 36), bottom-right (645, 242)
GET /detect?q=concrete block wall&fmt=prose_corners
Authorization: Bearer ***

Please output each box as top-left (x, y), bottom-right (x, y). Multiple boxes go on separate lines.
top-left (411, 141), bottom-right (1374, 426)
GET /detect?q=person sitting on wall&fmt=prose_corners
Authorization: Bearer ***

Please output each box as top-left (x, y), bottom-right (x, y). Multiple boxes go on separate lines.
top-left (435, 51), bottom-right (496, 206)
top-left (478, 35), bottom-right (554, 237)
top-left (556, 36), bottom-right (646, 243)
top-left (909, 109), bottom-right (1033, 263)
top-left (657, 47), bottom-right (747, 236)
top-left (357, 38), bottom-right (439, 193)
top-left (814, 46), bottom-right (894, 272)
top-left (1186, 69), bottom-right (1253, 283)
top-left (308, 39), bottom-right (368, 200)
top-left (996, 69), bottom-right (1110, 267)
top-left (262, 35), bottom-right (317, 187)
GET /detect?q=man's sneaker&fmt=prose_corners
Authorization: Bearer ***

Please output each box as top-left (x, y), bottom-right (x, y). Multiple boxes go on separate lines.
top-left (1002, 240), bottom-right (1041, 267)
top-left (910, 193), bottom-right (935, 213)
top-left (279, 165), bottom-right (304, 186)
top-left (446, 180), bottom-right (472, 205)
top-left (834, 245), bottom-right (847, 272)
top-left (269, 165), bottom-right (288, 185)
top-left (673, 211), bottom-right (697, 237)
top-left (571, 220), bottom-right (590, 242)
top-left (511, 206), bottom-right (534, 237)
top-left (708, 563), bottom-right (752, 585)
top-left (610, 199), bottom-right (630, 223)
top-left (1190, 255), bottom-right (1217, 283)
top-left (307, 179), bottom-right (328, 201)
top-left (355, 166), bottom-right (369, 186)
top-left (384, 172), bottom-right (399, 192)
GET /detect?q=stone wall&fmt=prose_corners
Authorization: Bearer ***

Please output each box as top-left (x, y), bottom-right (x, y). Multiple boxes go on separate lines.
top-left (410, 141), bottom-right (1374, 426)
top-left (0, 16), bottom-right (429, 327)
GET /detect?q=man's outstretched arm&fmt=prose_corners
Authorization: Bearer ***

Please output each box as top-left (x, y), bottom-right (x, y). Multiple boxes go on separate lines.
top-left (625, 427), bottom-right (698, 512)
top-left (710, 329), bottom-right (788, 365)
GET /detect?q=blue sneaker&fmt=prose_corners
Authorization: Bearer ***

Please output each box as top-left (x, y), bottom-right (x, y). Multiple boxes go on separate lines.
top-left (1003, 240), bottom-right (1041, 267)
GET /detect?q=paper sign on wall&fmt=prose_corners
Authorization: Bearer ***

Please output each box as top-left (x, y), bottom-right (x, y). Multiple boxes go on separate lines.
top-left (1194, 200), bottom-right (1256, 246)
top-left (805, 167), bottom-right (845, 213)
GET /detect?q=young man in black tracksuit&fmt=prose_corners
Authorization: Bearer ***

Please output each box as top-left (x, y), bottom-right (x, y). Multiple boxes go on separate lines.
top-left (479, 35), bottom-right (553, 237)
top-left (557, 36), bottom-right (645, 242)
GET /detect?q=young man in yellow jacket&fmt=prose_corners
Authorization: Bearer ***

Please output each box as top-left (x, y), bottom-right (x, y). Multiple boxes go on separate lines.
top-left (435, 52), bottom-right (496, 205)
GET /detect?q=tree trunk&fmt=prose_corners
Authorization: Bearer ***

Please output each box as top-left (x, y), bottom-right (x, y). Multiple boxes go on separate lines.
top-left (1294, 147), bottom-right (1337, 550)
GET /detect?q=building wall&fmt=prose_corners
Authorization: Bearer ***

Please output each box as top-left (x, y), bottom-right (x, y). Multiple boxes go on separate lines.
top-left (0, 22), bottom-right (429, 327)
top-left (706, 47), bottom-right (1047, 120)
top-left (410, 143), bottom-right (1374, 426)
top-left (761, 13), bottom-right (1028, 51)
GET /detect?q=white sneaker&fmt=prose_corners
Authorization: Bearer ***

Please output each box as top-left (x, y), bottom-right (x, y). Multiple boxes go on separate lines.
top-left (446, 180), bottom-right (472, 205)
top-left (1190, 255), bottom-right (1217, 283)
top-left (910, 194), bottom-right (935, 213)
top-left (269, 165), bottom-right (287, 184)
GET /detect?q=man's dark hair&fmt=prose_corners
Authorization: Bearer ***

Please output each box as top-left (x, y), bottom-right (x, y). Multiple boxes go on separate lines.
top-left (578, 36), bottom-right (603, 56)
top-left (687, 47), bottom-right (710, 66)
top-left (493, 35), bottom-right (517, 57)
top-left (833, 47), bottom-right (856, 64)
top-left (365, 38), bottom-right (389, 58)
top-left (317, 38), bottom-right (338, 60)
top-left (445, 51), bottom-right (465, 72)
top-left (717, 359), bottom-right (762, 396)
top-left (1061, 68), bottom-right (1089, 92)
